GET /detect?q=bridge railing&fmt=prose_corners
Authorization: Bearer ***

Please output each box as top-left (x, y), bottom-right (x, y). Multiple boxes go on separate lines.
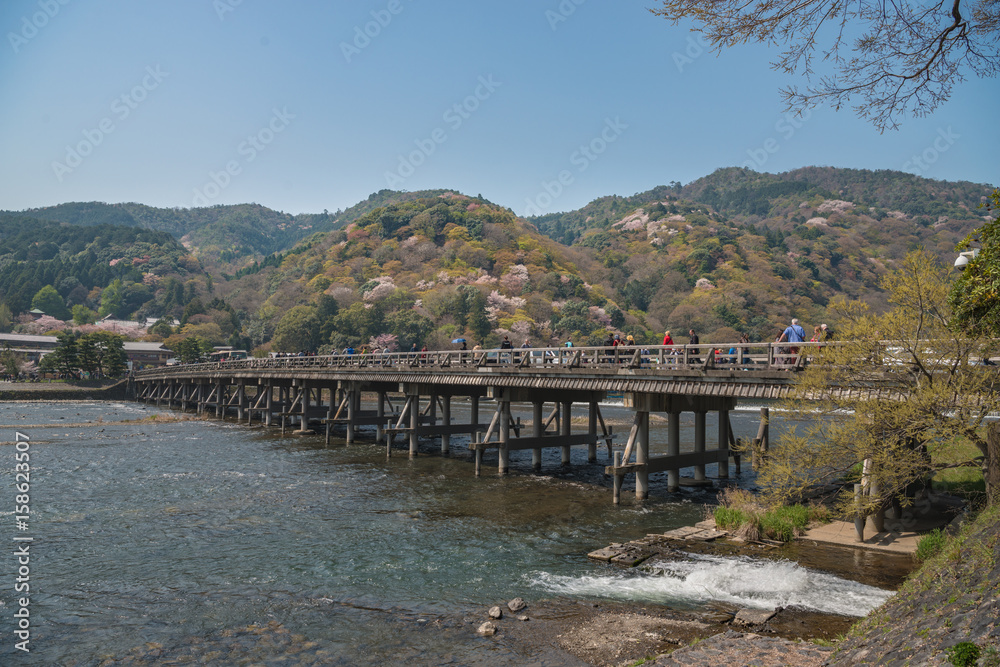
top-left (136, 341), bottom-right (829, 378)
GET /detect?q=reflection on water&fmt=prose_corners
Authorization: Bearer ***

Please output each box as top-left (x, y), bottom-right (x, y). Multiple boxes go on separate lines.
top-left (0, 401), bottom-right (907, 665)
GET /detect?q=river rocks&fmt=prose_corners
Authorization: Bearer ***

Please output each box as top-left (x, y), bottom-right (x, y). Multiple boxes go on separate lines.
top-left (507, 597), bottom-right (527, 612)
top-left (517, 614), bottom-right (529, 622)
top-left (488, 605), bottom-right (503, 619)
top-left (733, 607), bottom-right (780, 628)
top-left (477, 621), bottom-right (497, 636)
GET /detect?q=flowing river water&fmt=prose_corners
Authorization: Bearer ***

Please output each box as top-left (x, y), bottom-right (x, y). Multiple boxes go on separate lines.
top-left (0, 399), bottom-right (911, 665)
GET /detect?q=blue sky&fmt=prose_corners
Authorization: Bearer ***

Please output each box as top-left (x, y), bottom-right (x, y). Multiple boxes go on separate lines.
top-left (1, 0), bottom-right (996, 217)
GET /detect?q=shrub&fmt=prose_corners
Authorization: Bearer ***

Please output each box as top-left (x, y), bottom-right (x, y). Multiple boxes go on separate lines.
top-left (945, 641), bottom-right (980, 667)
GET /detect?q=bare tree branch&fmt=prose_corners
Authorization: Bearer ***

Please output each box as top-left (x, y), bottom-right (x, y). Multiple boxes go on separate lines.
top-left (651, 0), bottom-right (1000, 131)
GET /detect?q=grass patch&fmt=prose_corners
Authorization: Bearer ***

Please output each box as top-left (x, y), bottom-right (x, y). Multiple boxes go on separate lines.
top-left (713, 488), bottom-right (829, 543)
top-left (915, 529), bottom-right (948, 562)
top-left (928, 434), bottom-right (987, 500)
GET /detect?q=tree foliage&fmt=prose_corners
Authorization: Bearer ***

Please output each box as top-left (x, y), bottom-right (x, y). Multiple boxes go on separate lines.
top-left (40, 331), bottom-right (80, 378)
top-left (77, 331), bottom-right (127, 377)
top-left (950, 188), bottom-right (1000, 334)
top-left (759, 250), bottom-right (1000, 513)
top-left (650, 1), bottom-right (1000, 131)
top-left (272, 305), bottom-right (321, 352)
top-left (172, 336), bottom-right (213, 363)
top-left (31, 285), bottom-right (71, 320)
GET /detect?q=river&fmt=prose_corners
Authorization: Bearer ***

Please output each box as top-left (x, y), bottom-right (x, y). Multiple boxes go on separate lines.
top-left (0, 400), bottom-right (906, 665)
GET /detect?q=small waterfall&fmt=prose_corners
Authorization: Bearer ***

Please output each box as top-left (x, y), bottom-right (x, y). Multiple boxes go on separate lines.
top-left (529, 553), bottom-right (893, 617)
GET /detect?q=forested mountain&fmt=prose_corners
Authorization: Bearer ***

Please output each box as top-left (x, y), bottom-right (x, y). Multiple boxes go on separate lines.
top-left (528, 167), bottom-right (994, 341)
top-left (533, 168), bottom-right (991, 246)
top-left (211, 191), bottom-right (605, 353)
top-left (0, 167), bottom-right (994, 356)
top-left (0, 202), bottom-right (335, 265)
top-left (0, 216), bottom-right (204, 319)
top-left (0, 193), bottom-right (472, 267)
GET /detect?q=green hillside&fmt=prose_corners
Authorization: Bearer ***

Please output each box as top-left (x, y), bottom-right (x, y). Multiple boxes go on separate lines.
top-left (212, 191), bottom-right (607, 353)
top-left (0, 216), bottom-right (204, 320)
top-left (527, 168), bottom-right (995, 341)
top-left (0, 202), bottom-right (335, 265)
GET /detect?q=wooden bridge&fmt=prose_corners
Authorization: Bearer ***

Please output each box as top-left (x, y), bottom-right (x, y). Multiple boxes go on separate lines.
top-left (132, 341), bottom-right (816, 501)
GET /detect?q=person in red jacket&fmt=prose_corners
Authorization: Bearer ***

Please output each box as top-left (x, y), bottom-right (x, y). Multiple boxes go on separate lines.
top-left (663, 330), bottom-right (674, 346)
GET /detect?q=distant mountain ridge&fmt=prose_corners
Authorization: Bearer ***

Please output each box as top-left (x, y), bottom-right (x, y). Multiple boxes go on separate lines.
top-left (0, 190), bottom-right (479, 266)
top-left (532, 167), bottom-right (993, 246)
top-left (3, 166), bottom-right (996, 353)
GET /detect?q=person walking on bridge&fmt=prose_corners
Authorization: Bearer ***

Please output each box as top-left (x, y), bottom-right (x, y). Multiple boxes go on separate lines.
top-left (779, 318), bottom-right (806, 346)
top-left (688, 329), bottom-right (701, 364)
top-left (778, 318), bottom-right (806, 366)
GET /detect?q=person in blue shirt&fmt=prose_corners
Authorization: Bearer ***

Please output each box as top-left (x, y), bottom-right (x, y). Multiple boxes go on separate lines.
top-left (778, 318), bottom-right (806, 365)
top-left (780, 318), bottom-right (806, 344)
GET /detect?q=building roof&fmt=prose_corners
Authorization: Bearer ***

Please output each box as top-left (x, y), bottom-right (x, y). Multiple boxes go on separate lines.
top-left (0, 333), bottom-right (61, 345)
top-left (123, 342), bottom-right (170, 352)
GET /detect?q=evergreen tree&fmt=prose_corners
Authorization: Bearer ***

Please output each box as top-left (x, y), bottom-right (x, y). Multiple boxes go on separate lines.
top-left (42, 331), bottom-right (80, 378)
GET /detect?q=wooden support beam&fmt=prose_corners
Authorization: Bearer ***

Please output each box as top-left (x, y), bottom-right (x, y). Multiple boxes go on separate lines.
top-left (470, 432), bottom-right (597, 452)
top-left (604, 449), bottom-right (729, 476)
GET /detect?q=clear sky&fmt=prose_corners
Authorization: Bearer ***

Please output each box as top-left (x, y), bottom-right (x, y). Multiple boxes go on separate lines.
top-left (1, 0), bottom-right (996, 217)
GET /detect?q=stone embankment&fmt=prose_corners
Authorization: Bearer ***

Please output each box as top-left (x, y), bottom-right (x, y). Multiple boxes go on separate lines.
top-left (828, 502), bottom-right (1000, 666)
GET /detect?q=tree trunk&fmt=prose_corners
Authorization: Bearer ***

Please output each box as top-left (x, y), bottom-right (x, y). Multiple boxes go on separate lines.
top-left (986, 422), bottom-right (1000, 506)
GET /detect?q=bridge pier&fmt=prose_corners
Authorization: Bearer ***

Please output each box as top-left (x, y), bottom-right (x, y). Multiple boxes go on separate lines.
top-left (440, 395), bottom-right (451, 455)
top-left (236, 383), bottom-right (246, 421)
top-left (718, 408), bottom-right (730, 479)
top-left (560, 400), bottom-right (572, 466)
top-left (588, 399), bottom-right (598, 463)
top-left (346, 382), bottom-right (358, 444)
top-left (409, 394), bottom-right (419, 458)
top-left (264, 382), bottom-right (273, 426)
top-left (693, 411), bottom-right (706, 484)
top-left (499, 398), bottom-right (510, 475)
top-left (532, 401), bottom-right (543, 471)
top-left (668, 411), bottom-right (681, 492)
top-left (611, 393), bottom-right (737, 501)
top-left (636, 410), bottom-right (649, 499)
top-left (376, 391), bottom-right (386, 443)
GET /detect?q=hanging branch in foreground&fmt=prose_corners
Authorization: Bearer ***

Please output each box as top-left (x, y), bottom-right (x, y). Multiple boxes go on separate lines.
top-left (650, 1), bottom-right (1000, 131)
